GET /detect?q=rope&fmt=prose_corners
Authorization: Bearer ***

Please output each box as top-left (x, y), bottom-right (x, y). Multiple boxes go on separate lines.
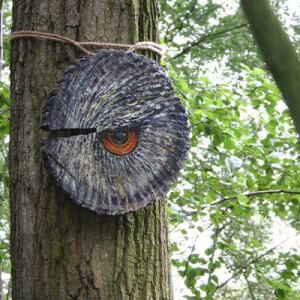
top-left (9, 30), bottom-right (164, 57)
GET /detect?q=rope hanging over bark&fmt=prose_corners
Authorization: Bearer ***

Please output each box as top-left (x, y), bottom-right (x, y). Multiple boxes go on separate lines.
top-left (9, 30), bottom-right (164, 57)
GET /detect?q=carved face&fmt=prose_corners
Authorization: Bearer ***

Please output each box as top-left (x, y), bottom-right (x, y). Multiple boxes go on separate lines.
top-left (41, 50), bottom-right (190, 215)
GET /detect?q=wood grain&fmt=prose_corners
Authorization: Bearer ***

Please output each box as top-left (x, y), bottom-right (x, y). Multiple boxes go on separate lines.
top-left (41, 50), bottom-right (190, 215)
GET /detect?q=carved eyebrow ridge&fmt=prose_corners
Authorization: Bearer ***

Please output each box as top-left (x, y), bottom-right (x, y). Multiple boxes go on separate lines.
top-left (46, 128), bottom-right (97, 139)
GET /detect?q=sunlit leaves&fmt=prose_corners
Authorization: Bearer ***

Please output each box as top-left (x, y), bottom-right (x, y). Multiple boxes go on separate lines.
top-left (168, 62), bottom-right (300, 299)
top-left (0, 1), bottom-right (12, 297)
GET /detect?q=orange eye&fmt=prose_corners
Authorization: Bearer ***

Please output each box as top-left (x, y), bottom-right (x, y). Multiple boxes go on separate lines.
top-left (101, 130), bottom-right (138, 155)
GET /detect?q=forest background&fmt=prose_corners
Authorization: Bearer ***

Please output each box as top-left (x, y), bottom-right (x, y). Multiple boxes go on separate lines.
top-left (1, 0), bottom-right (300, 299)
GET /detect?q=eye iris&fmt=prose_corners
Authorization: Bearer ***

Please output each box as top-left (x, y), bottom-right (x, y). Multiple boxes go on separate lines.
top-left (109, 131), bottom-right (129, 146)
top-left (101, 130), bottom-right (138, 155)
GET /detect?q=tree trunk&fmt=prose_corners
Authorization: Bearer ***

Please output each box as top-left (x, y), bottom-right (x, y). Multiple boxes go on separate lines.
top-left (9, 1), bottom-right (172, 299)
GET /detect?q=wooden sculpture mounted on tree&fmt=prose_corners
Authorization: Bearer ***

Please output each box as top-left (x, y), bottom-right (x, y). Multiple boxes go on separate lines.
top-left (40, 49), bottom-right (190, 215)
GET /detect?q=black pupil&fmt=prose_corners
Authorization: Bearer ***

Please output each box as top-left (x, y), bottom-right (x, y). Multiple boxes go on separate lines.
top-left (109, 131), bottom-right (129, 146)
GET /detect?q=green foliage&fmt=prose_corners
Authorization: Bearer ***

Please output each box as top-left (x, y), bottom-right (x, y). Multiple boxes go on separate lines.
top-left (163, 1), bottom-right (300, 297)
top-left (0, 0), bottom-right (12, 298)
top-left (167, 63), bottom-right (300, 298)
top-left (160, 0), bottom-right (256, 76)
top-left (0, 119), bottom-right (10, 298)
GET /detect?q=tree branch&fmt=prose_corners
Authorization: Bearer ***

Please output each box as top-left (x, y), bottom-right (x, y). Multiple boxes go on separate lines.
top-left (165, 2), bottom-right (223, 44)
top-left (211, 189), bottom-right (300, 206)
top-left (244, 273), bottom-right (256, 300)
top-left (183, 234), bottom-right (200, 277)
top-left (216, 234), bottom-right (298, 291)
top-left (171, 0), bottom-right (198, 35)
top-left (241, 0), bottom-right (300, 137)
top-left (187, 189), bottom-right (300, 217)
top-left (194, 3), bottom-right (223, 23)
top-left (172, 23), bottom-right (248, 60)
top-left (205, 226), bottom-right (224, 297)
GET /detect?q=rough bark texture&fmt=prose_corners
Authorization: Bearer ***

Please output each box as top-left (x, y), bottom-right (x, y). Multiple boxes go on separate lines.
top-left (9, 0), bottom-right (173, 299)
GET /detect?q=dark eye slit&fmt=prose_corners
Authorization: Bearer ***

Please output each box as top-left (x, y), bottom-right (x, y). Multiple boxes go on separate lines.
top-left (47, 128), bottom-right (97, 138)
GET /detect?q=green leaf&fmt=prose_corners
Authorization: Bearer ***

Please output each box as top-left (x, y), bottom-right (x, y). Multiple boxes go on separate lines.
top-left (189, 254), bottom-right (198, 264)
top-left (266, 120), bottom-right (277, 132)
top-left (216, 242), bottom-right (225, 249)
top-left (207, 282), bottom-right (216, 293)
top-left (264, 277), bottom-right (291, 291)
top-left (200, 284), bottom-right (207, 292)
top-left (275, 288), bottom-right (285, 300)
top-left (208, 262), bottom-right (215, 271)
top-left (178, 77), bottom-right (193, 94)
top-left (170, 243), bottom-right (179, 252)
top-left (193, 109), bottom-right (202, 116)
top-left (186, 268), bottom-right (197, 280)
top-left (199, 76), bottom-right (211, 85)
top-left (250, 238), bottom-right (261, 247)
top-left (224, 138), bottom-right (235, 150)
top-left (212, 134), bottom-right (224, 147)
top-left (205, 247), bottom-right (214, 256)
top-left (231, 203), bottom-right (243, 216)
top-left (285, 259), bottom-right (297, 270)
top-left (237, 195), bottom-right (250, 205)
top-left (280, 270), bottom-right (294, 279)
top-left (210, 213), bottom-right (220, 225)
top-left (184, 277), bottom-right (196, 289)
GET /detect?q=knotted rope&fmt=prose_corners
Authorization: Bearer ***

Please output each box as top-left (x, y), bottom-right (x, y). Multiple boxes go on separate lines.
top-left (9, 30), bottom-right (164, 57)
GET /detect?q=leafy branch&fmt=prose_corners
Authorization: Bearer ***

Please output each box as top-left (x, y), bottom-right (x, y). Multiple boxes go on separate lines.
top-left (244, 273), bottom-right (256, 300)
top-left (182, 234), bottom-right (200, 277)
top-left (0, 0), bottom-right (3, 82)
top-left (215, 234), bottom-right (299, 292)
top-left (165, 0), bottom-right (198, 43)
top-left (211, 189), bottom-right (300, 206)
top-left (172, 23), bottom-right (248, 60)
top-left (205, 225), bottom-right (224, 297)
top-left (186, 189), bottom-right (300, 217)
top-left (165, 2), bottom-right (224, 44)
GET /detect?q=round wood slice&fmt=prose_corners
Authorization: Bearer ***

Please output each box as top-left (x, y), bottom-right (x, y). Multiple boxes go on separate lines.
top-left (41, 49), bottom-right (190, 215)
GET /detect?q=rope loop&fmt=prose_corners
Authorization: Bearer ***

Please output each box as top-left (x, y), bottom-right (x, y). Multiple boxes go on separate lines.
top-left (9, 30), bottom-right (164, 58)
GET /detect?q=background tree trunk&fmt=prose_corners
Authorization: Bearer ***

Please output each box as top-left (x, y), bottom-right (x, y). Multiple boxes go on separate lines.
top-left (9, 0), bottom-right (173, 299)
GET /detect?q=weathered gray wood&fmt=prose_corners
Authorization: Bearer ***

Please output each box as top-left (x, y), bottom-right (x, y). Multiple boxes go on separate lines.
top-left (41, 50), bottom-right (190, 215)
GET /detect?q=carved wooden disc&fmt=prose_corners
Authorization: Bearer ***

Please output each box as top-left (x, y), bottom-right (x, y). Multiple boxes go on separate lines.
top-left (41, 49), bottom-right (190, 215)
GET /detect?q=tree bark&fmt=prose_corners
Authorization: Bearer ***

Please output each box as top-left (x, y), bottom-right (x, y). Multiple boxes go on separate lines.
top-left (9, 1), bottom-right (172, 299)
